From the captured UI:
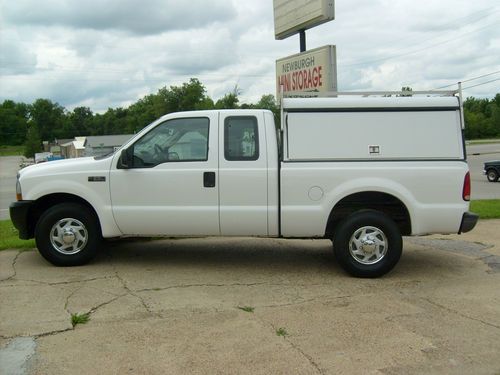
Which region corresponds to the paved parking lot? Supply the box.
[1,220,500,374]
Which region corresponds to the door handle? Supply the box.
[203,172,216,188]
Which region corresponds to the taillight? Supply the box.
[463,172,471,201]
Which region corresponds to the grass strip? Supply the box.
[466,139,500,145]
[0,145,24,156]
[0,220,35,250]
[470,199,500,219]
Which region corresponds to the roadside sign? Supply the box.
[274,0,335,40]
[276,45,337,98]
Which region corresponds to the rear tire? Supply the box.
[333,210,402,278]
[487,169,498,182]
[35,203,101,266]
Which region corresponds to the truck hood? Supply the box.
[19,156,113,179]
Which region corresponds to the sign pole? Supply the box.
[274,0,336,97]
[299,30,306,52]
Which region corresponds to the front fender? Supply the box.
[24,179,122,238]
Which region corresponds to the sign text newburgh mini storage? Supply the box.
[276,45,337,97]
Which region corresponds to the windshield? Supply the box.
[94,151,115,160]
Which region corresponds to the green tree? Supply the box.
[69,107,94,137]
[215,93,239,109]
[464,95,500,139]
[256,94,278,115]
[29,99,66,141]
[24,124,42,158]
[215,85,241,109]
[164,78,212,112]
[127,95,159,133]
[0,100,29,145]
[241,94,280,127]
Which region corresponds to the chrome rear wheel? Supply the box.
[333,210,402,278]
[349,226,388,265]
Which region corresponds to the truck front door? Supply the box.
[109,114,220,236]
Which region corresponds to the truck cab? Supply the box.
[110,109,279,237]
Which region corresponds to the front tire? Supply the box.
[35,203,101,266]
[333,210,402,278]
[487,169,498,182]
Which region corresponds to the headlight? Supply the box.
[16,173,22,201]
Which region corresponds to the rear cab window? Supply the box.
[224,116,259,161]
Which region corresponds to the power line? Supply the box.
[344,20,500,68]
[462,77,500,90]
[462,70,500,84]
[367,6,499,49]
[343,5,500,68]
[432,70,500,90]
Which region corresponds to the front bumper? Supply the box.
[458,211,479,234]
[9,201,34,239]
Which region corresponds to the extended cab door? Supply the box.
[218,112,269,236]
[109,113,219,236]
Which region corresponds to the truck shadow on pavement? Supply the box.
[82,236,499,278]
[98,237,339,271]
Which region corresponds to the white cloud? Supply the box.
[3,0,236,35]
[0,30,38,75]
[0,0,499,112]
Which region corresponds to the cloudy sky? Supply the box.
[1,0,499,112]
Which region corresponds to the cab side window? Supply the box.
[131,117,209,168]
[224,116,259,161]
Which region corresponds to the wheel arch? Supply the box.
[26,193,102,239]
[325,191,412,237]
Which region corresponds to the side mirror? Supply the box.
[118,148,133,169]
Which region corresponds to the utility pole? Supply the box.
[299,30,306,52]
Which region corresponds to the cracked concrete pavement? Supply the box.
[1,220,500,374]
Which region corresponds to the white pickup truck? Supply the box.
[10,94,478,277]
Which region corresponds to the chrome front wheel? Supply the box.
[36,203,101,266]
[50,218,88,255]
